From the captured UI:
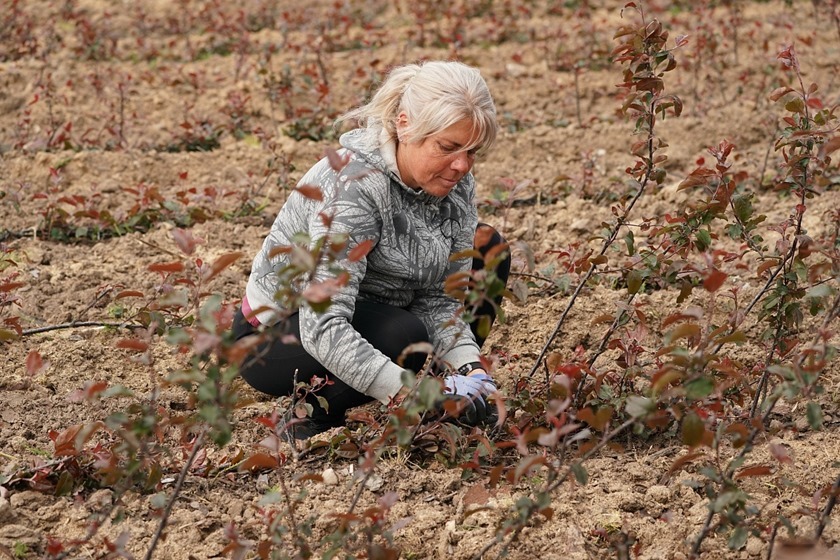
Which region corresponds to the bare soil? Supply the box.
[1,1,839,559]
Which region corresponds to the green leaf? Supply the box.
[150,492,168,510]
[732,194,754,223]
[624,231,636,256]
[728,526,749,550]
[625,396,653,419]
[418,377,443,410]
[315,395,330,415]
[681,411,705,447]
[685,377,714,400]
[806,402,823,430]
[55,471,74,496]
[571,463,589,485]
[626,269,645,295]
[695,229,712,251]
[476,314,491,339]
[784,97,805,114]
[0,328,19,341]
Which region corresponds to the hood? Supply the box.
[339,126,459,205]
[339,126,399,178]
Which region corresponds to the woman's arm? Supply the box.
[296,170,407,403]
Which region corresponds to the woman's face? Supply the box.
[395,115,478,198]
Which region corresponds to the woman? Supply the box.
[232,60,510,439]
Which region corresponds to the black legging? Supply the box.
[232,224,511,424]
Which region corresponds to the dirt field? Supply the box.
[1,0,839,558]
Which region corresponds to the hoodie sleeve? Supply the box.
[297,172,406,403]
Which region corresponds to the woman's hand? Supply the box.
[439,372,497,425]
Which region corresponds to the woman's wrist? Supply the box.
[457,361,487,377]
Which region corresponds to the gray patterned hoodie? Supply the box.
[244,126,481,403]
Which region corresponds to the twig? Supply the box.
[749,296,786,417]
[143,428,207,560]
[134,237,182,258]
[276,464,308,554]
[527,111,655,382]
[766,522,778,560]
[690,395,782,558]
[348,464,377,516]
[21,321,142,336]
[74,286,114,323]
[0,228,37,241]
[815,472,840,540]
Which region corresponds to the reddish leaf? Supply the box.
[302,274,349,306]
[202,252,244,282]
[295,184,323,200]
[668,451,704,475]
[148,261,184,274]
[52,422,103,456]
[667,323,700,343]
[238,453,279,472]
[83,380,108,400]
[116,338,149,352]
[172,228,202,256]
[590,313,614,325]
[510,455,547,484]
[474,224,495,249]
[735,465,773,479]
[347,239,374,262]
[651,368,681,395]
[725,422,750,447]
[114,290,145,299]
[757,260,778,277]
[0,281,25,293]
[492,392,507,428]
[488,464,505,488]
[26,350,47,376]
[334,441,359,459]
[254,415,278,430]
[703,269,728,292]
[324,147,350,171]
[769,442,794,465]
[769,86,795,101]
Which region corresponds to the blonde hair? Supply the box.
[340,60,498,156]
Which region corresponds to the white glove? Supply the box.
[440,373,497,425]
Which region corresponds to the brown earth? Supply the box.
[1,0,839,559]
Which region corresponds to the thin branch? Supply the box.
[21,321,143,336]
[815,471,840,540]
[766,522,778,560]
[527,88,659,381]
[143,429,207,560]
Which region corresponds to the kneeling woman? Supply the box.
[232,60,510,438]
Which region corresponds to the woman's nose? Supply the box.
[450,152,472,173]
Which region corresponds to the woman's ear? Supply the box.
[395,111,409,141]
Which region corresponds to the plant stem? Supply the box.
[144,428,207,560]
[528,98,656,382]
[21,321,141,336]
[815,472,840,540]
